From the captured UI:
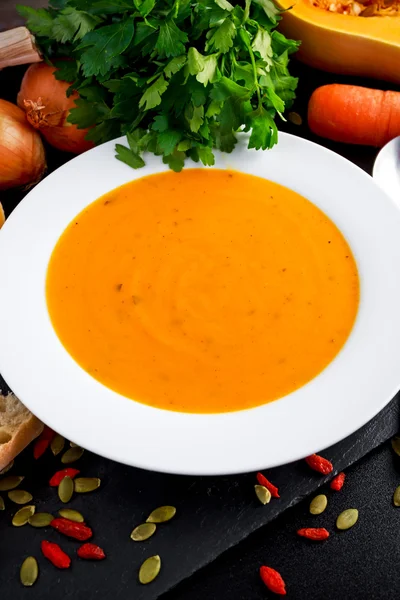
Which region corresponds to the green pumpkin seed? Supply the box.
[0,495,4,510]
[0,459,14,475]
[28,513,54,528]
[12,505,35,526]
[51,434,65,456]
[131,523,157,542]
[146,506,176,524]
[8,490,33,505]
[309,494,328,515]
[58,508,84,523]
[58,476,74,503]
[255,485,271,505]
[393,486,400,507]
[139,555,161,584]
[336,508,358,530]
[392,437,400,457]
[20,556,38,587]
[61,446,84,464]
[0,475,24,491]
[74,477,101,493]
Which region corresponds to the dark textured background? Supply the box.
[2,3,400,599]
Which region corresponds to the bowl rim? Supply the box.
[1,132,400,476]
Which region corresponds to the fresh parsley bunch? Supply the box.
[18,0,299,171]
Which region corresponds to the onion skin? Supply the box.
[0,99,46,191]
[17,63,94,154]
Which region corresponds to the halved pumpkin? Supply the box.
[277,0,400,84]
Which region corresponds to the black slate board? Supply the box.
[164,441,400,600]
[0,369,399,599]
[1,48,400,600]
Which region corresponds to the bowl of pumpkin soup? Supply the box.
[1,133,400,474]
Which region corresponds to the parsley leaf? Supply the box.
[187,48,219,86]
[79,19,135,77]
[247,106,278,150]
[214,0,234,11]
[19,0,298,171]
[157,130,182,155]
[116,144,146,169]
[16,5,54,37]
[155,20,188,58]
[139,75,169,111]
[252,0,280,22]
[251,27,273,67]
[206,18,236,54]
[52,8,101,43]
[53,59,78,82]
[164,55,187,78]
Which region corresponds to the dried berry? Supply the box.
[51,518,92,541]
[305,454,333,475]
[78,543,106,560]
[33,426,55,459]
[49,468,80,487]
[260,566,286,595]
[41,541,71,569]
[330,472,346,491]
[256,473,280,498]
[297,528,330,541]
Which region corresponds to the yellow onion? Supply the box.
[0,99,46,191]
[18,63,93,154]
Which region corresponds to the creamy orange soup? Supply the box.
[46,169,359,413]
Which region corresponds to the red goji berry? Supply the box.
[33,439,50,460]
[305,454,333,475]
[256,473,280,498]
[41,426,55,441]
[330,472,346,491]
[51,518,92,541]
[49,468,80,487]
[33,426,55,459]
[297,527,330,541]
[260,566,286,595]
[78,543,106,561]
[41,540,71,569]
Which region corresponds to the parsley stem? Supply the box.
[247,39,261,106]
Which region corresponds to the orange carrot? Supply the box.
[308,84,400,147]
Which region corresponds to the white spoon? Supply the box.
[372,136,400,208]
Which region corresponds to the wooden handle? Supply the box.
[0,27,42,70]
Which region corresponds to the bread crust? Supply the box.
[0,393,44,471]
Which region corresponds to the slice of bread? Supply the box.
[0,392,43,471]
